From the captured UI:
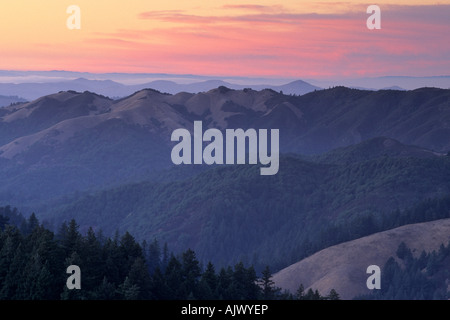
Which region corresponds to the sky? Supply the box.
[0,1,449,79]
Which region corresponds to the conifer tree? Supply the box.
[147,239,161,275]
[126,257,152,299]
[181,249,201,298]
[93,276,117,300]
[0,215,9,231]
[119,276,140,300]
[295,284,305,300]
[197,262,217,299]
[258,266,280,300]
[164,255,184,299]
[327,289,340,300]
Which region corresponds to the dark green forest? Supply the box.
[38,151,450,272]
[2,204,449,300]
[0,206,338,300]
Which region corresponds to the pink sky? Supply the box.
[0,1,449,79]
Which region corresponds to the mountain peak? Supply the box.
[70,77,120,85]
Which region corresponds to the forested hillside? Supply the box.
[39,139,450,271]
[0,209,338,300]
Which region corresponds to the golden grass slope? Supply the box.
[272,218,450,299]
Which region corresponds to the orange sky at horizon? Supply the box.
[0,1,449,79]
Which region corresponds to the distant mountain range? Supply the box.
[307,75,450,91]
[1,70,449,101]
[0,77,320,101]
[0,95,27,107]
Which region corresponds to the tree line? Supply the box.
[355,241,450,300]
[0,206,339,300]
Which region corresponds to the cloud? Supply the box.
[222,4,271,10]
[137,10,358,26]
[383,4,450,25]
[138,11,212,23]
[138,4,450,26]
[85,37,138,46]
[64,4,450,77]
[221,4,285,13]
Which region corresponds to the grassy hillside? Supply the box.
[272,218,450,300]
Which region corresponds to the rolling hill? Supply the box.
[272,218,450,300]
[0,86,449,211]
[0,86,449,277]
